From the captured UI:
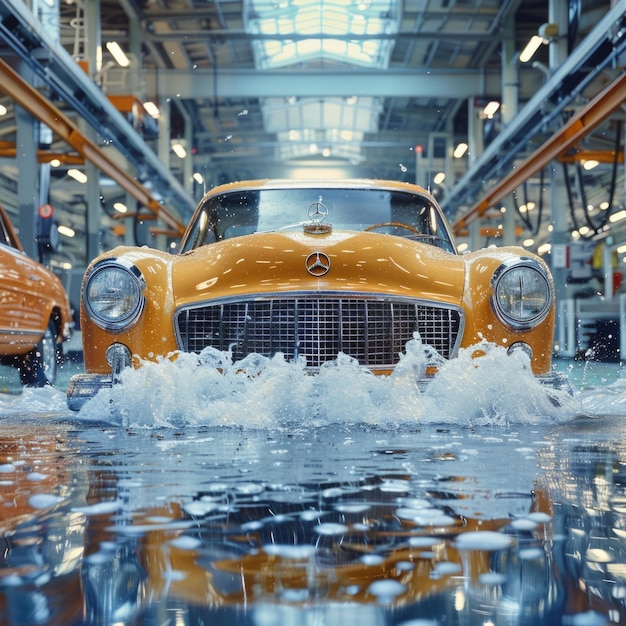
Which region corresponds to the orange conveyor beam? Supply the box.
[0,56,186,237]
[453,72,626,235]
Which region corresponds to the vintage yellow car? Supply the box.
[67,179,568,410]
[0,203,72,386]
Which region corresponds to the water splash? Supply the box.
[76,337,579,428]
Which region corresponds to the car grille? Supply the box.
[175,295,463,368]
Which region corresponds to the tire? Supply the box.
[18,320,63,387]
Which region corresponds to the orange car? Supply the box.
[67,179,569,409]
[0,203,72,386]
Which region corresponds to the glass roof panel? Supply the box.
[245,0,401,69]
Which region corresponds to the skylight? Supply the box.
[244,0,400,167]
[245,0,400,69]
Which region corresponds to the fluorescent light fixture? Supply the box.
[0,104,6,116]
[171,142,187,159]
[67,168,87,183]
[113,202,128,214]
[50,158,61,167]
[106,41,130,68]
[433,172,446,185]
[617,244,626,254]
[582,159,599,170]
[578,225,590,236]
[58,225,75,238]
[600,201,610,210]
[143,101,160,118]
[482,101,500,118]
[609,210,626,223]
[457,242,469,252]
[453,142,468,158]
[538,243,551,255]
[519,35,544,63]
[193,172,204,185]
[523,238,534,247]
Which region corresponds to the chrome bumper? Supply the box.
[66,373,113,411]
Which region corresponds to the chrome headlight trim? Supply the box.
[83,258,146,332]
[491,257,554,331]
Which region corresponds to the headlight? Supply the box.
[491,257,553,330]
[83,258,145,332]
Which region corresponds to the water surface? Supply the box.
[0,342,623,625]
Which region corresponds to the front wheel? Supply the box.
[19,320,63,387]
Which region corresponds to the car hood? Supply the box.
[172,231,466,306]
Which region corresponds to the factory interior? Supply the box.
[0,0,624,363]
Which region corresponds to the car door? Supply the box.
[0,207,47,353]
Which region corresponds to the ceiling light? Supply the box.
[609,210,626,223]
[538,243,551,255]
[113,202,128,214]
[193,172,204,185]
[171,142,187,159]
[433,172,446,185]
[523,238,534,247]
[519,35,545,63]
[143,101,160,118]
[578,225,590,235]
[453,142,468,158]
[58,225,75,238]
[457,242,468,252]
[600,201,610,210]
[105,41,130,68]
[617,244,626,254]
[582,159,599,170]
[50,158,61,167]
[67,168,87,183]
[482,101,500,118]
[0,104,6,116]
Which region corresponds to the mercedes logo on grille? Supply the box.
[305,252,331,277]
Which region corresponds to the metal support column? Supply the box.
[15,103,38,259]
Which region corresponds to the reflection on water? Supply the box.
[0,345,623,625]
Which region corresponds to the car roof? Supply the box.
[202,178,434,198]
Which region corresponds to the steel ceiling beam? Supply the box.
[145,68,501,100]
[0,56,186,236]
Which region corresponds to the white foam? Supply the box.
[74,338,581,428]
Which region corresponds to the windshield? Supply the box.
[179,187,456,253]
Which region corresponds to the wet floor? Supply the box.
[0,346,624,626]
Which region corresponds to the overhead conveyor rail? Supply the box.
[0,0,195,227]
[0,57,186,237]
[453,72,626,235]
[443,2,626,227]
